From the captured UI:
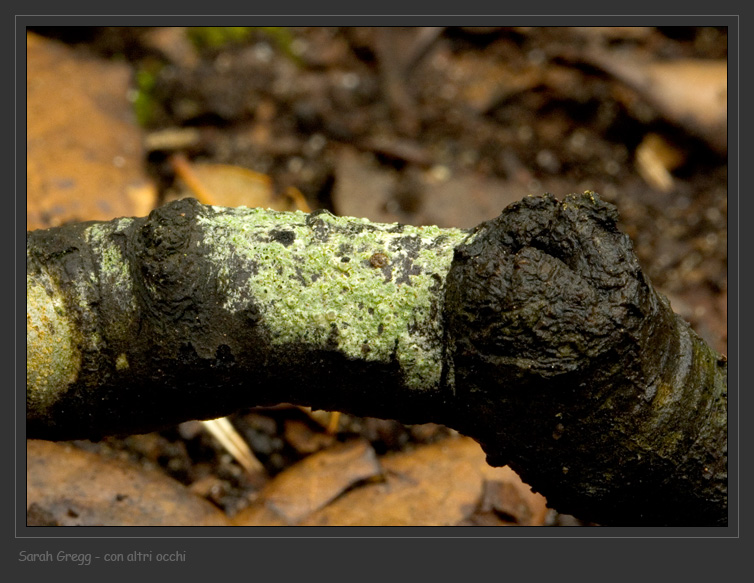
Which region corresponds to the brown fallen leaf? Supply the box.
[27,440,230,526]
[579,51,727,154]
[301,436,548,526]
[232,439,382,525]
[474,465,550,526]
[416,170,534,229]
[169,154,284,209]
[26,32,157,230]
[334,147,533,229]
[169,153,313,214]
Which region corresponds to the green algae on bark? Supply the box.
[25,194,727,526]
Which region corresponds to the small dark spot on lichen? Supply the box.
[341,256,350,263]
[270,229,295,246]
[370,252,389,268]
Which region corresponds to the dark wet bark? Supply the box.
[443,193,727,526]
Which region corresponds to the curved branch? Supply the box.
[26,193,727,526]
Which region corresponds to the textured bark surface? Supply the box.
[443,193,727,526]
[26,193,727,526]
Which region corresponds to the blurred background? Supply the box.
[26,26,727,526]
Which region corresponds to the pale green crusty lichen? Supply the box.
[85,218,137,313]
[27,272,81,417]
[197,207,468,390]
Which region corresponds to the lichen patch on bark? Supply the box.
[197,205,467,390]
[84,218,137,312]
[26,273,82,416]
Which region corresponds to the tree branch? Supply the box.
[26,193,727,526]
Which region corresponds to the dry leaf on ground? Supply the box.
[580,51,727,154]
[333,146,542,229]
[301,436,548,526]
[169,156,292,210]
[414,170,536,229]
[27,440,230,526]
[475,464,550,526]
[26,32,157,230]
[232,438,382,525]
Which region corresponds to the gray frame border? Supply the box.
[11,11,742,576]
